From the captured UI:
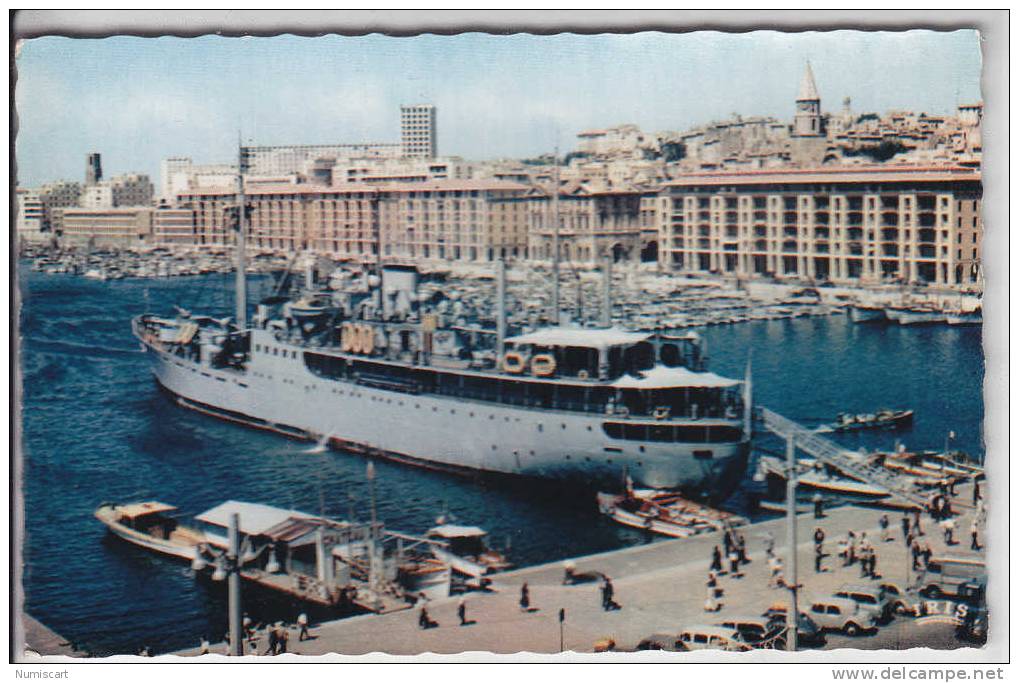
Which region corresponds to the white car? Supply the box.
[806,597,879,636]
[675,626,753,652]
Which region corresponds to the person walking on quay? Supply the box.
[971,518,982,551]
[711,545,723,573]
[942,517,957,545]
[458,596,468,626]
[737,533,749,564]
[912,509,924,537]
[813,492,824,519]
[814,542,827,573]
[723,529,734,558]
[973,480,982,506]
[880,514,891,542]
[911,538,923,571]
[762,530,776,558]
[814,527,825,549]
[728,548,743,578]
[520,582,531,612]
[264,624,279,656]
[768,555,784,588]
[601,576,619,610]
[846,531,857,566]
[901,514,912,547]
[297,613,310,642]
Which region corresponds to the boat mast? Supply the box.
[551,147,560,325]
[235,138,248,330]
[496,258,507,358]
[601,254,612,327]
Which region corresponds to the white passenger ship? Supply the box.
[133,161,751,499]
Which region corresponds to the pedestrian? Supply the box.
[814,543,825,573]
[901,514,911,546]
[922,540,933,568]
[837,535,849,564]
[813,492,824,519]
[970,519,981,550]
[869,548,879,579]
[277,626,288,654]
[814,527,825,547]
[942,518,956,545]
[768,555,783,588]
[199,636,210,655]
[458,596,468,626]
[602,576,618,610]
[911,539,922,571]
[704,584,721,612]
[520,582,531,612]
[737,533,749,564]
[711,545,723,573]
[879,514,891,542]
[763,531,776,558]
[847,531,857,566]
[912,509,924,536]
[264,624,279,655]
[723,529,734,557]
[297,612,310,642]
[418,605,432,629]
[973,480,982,505]
[859,545,871,578]
[729,548,743,578]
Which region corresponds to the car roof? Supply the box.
[812,597,859,609]
[719,616,771,626]
[837,585,883,594]
[680,625,742,638]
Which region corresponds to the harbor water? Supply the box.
[17,269,984,655]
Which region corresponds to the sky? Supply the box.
[14,30,982,188]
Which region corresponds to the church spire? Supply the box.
[798,61,820,101]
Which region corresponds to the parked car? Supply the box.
[635,633,683,652]
[834,584,897,624]
[878,582,924,616]
[717,616,788,649]
[921,555,986,599]
[675,626,753,652]
[760,605,827,647]
[806,597,879,636]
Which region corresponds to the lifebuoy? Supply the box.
[340,322,356,353]
[502,351,526,374]
[531,354,557,377]
[577,369,590,380]
[654,406,671,420]
[359,325,375,355]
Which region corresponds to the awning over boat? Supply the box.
[505,327,650,350]
[428,524,487,539]
[196,501,313,537]
[115,501,177,520]
[611,365,741,389]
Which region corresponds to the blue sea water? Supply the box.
[16,269,984,655]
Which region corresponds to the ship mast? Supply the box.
[235,139,248,331]
[551,147,561,325]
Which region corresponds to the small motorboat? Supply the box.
[596,487,748,538]
[425,524,512,578]
[95,501,208,560]
[849,305,888,324]
[831,409,913,432]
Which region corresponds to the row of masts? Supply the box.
[232,143,611,338]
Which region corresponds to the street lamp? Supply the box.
[210,512,244,656]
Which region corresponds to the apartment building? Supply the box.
[527,181,656,265]
[16,189,46,242]
[658,166,982,288]
[400,104,437,159]
[59,207,153,247]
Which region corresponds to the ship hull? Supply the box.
[140,329,750,499]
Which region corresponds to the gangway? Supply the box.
[758,407,929,509]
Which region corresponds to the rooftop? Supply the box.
[195,500,313,537]
[505,326,650,350]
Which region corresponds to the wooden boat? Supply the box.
[945,308,982,326]
[876,449,982,480]
[596,487,748,538]
[758,456,892,500]
[831,409,913,432]
[94,501,207,560]
[849,305,888,324]
[425,524,512,578]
